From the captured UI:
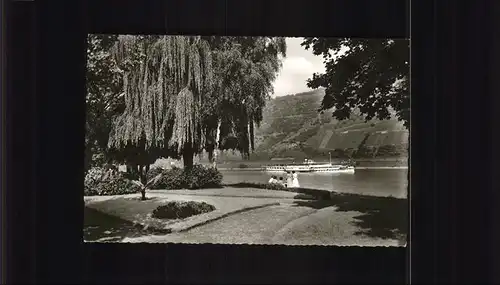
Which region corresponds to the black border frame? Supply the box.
[7,0,497,283]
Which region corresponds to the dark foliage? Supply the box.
[146,167,166,181]
[149,164,223,190]
[227,182,333,200]
[264,182,288,191]
[151,201,216,220]
[85,34,123,173]
[84,167,141,196]
[182,165,223,189]
[121,170,139,181]
[301,38,409,129]
[149,167,185,190]
[226,182,288,191]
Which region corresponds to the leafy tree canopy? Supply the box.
[301,38,409,128]
[85,34,124,170]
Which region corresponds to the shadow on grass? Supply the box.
[293,193,407,241]
[84,207,159,242]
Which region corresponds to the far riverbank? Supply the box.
[148,157,409,170]
[216,157,408,169]
[217,166,408,171]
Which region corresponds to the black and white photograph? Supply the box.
[84,35,409,246]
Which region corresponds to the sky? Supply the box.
[272,37,327,97]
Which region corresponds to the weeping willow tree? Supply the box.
[106,35,213,198]
[202,36,287,165]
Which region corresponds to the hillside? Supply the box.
[251,88,409,160]
[195,88,409,163]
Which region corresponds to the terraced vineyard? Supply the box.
[252,88,409,160]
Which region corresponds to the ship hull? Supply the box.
[311,166,356,174]
[263,165,355,174]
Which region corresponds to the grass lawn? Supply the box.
[84,192,285,236]
[85,197,179,234]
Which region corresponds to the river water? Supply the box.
[221,168,408,198]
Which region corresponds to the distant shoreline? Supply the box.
[218,166,408,171]
[148,157,409,170]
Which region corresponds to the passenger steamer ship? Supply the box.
[263,158,355,174]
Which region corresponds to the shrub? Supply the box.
[182,165,223,189]
[91,153,107,168]
[150,167,185,190]
[264,183,287,191]
[84,167,141,196]
[148,164,223,190]
[146,166,166,181]
[229,182,287,191]
[85,167,107,183]
[151,201,216,219]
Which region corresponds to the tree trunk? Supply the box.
[249,121,255,151]
[139,165,147,200]
[139,165,147,184]
[208,150,214,163]
[183,145,194,169]
[213,119,221,169]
